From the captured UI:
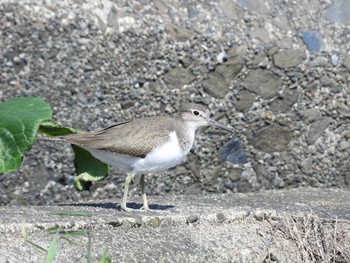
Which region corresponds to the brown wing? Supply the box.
[59,116,175,158]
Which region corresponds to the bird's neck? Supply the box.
[174,119,197,154]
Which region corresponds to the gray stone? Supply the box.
[203,58,244,99]
[269,88,299,113]
[215,57,244,79]
[175,29,198,42]
[243,69,282,99]
[309,56,329,67]
[187,214,200,224]
[303,108,322,123]
[236,180,252,193]
[250,27,270,43]
[299,158,313,174]
[334,102,350,117]
[149,79,163,94]
[163,67,196,88]
[248,124,293,153]
[202,72,230,99]
[216,212,226,223]
[227,167,243,182]
[307,118,332,145]
[273,49,306,68]
[251,52,269,65]
[320,76,338,88]
[235,89,256,112]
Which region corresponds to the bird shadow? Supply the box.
[57,202,174,211]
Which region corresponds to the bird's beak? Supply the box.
[208,118,234,133]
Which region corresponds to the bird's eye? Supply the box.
[192,110,200,116]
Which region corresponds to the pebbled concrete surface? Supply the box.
[0,188,349,262]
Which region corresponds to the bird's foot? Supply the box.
[120,204,169,213]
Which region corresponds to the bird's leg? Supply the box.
[140,174,150,211]
[120,173,133,212]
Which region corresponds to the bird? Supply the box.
[53,103,233,212]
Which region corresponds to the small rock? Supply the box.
[301,31,323,52]
[106,218,123,227]
[320,76,338,88]
[269,88,299,113]
[202,72,230,98]
[163,67,196,88]
[204,58,245,98]
[149,217,161,227]
[236,180,252,193]
[250,27,270,43]
[307,117,332,145]
[248,124,293,153]
[303,109,322,123]
[227,168,243,182]
[243,69,282,99]
[216,213,226,223]
[331,53,339,66]
[273,49,306,68]
[300,158,313,174]
[187,215,199,224]
[235,89,256,112]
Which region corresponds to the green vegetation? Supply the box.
[22,211,111,263]
[0,97,109,190]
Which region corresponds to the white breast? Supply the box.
[132,131,189,174]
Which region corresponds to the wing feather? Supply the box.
[59,116,175,158]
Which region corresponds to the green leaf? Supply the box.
[72,145,109,191]
[100,250,112,263]
[0,97,52,173]
[38,120,80,136]
[45,234,60,263]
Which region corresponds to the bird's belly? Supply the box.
[87,148,141,172]
[132,131,189,174]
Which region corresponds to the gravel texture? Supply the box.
[1,0,349,206]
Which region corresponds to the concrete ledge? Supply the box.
[1,188,349,262]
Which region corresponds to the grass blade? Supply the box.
[54,211,91,217]
[48,230,88,236]
[45,234,60,263]
[21,224,47,253]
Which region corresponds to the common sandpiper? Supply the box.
[55,103,233,212]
